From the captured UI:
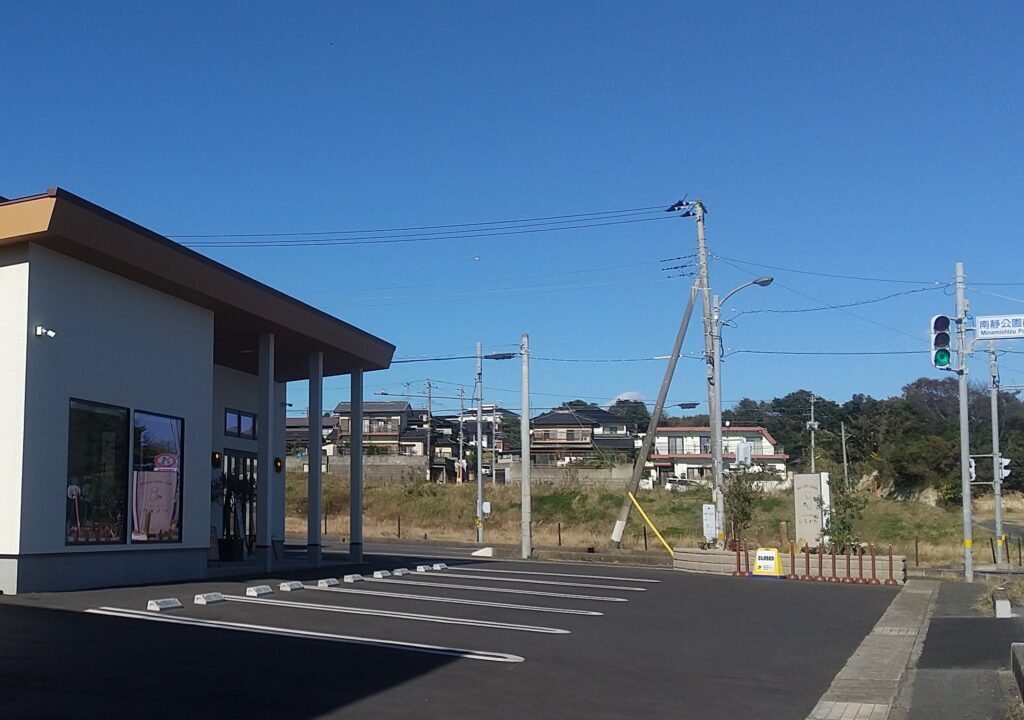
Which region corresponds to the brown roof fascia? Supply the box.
[5,189,395,378]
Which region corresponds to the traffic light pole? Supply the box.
[990,341,1005,565]
[955,261,974,582]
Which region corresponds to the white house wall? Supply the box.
[16,244,214,591]
[0,246,29,590]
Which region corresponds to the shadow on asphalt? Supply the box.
[0,602,459,719]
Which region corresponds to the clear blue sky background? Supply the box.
[4,2,1023,419]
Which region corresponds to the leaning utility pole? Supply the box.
[611,280,700,548]
[425,380,433,483]
[990,341,1005,565]
[955,262,974,582]
[520,333,532,559]
[476,342,485,543]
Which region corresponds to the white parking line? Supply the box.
[85,607,524,663]
[454,567,663,583]
[409,571,646,592]
[369,577,628,602]
[220,594,569,634]
[304,585,604,615]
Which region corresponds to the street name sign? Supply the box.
[977,315,1024,340]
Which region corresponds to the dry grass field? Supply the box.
[285,471,1009,565]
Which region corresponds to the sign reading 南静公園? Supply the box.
[977,315,1024,340]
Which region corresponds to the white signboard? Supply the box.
[977,315,1024,340]
[702,503,717,540]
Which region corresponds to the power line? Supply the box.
[730,285,947,317]
[714,255,927,343]
[181,215,674,249]
[713,254,944,285]
[169,204,667,239]
[725,349,924,357]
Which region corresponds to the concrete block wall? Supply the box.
[673,547,907,584]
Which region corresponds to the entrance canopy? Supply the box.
[0,188,395,380]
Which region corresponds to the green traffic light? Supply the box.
[934,348,951,367]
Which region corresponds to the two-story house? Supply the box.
[530,406,635,466]
[333,401,412,455]
[649,425,788,484]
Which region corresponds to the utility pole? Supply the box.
[955,261,973,582]
[424,380,432,483]
[458,386,465,484]
[990,341,1005,565]
[476,342,484,543]
[841,422,850,490]
[693,202,720,522]
[808,394,818,474]
[611,280,700,547]
[712,293,725,544]
[520,333,531,559]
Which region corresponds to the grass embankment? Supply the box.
[285,471,999,565]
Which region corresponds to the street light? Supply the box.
[475,345,517,543]
[711,276,773,546]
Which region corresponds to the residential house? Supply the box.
[530,406,636,466]
[649,425,788,484]
[285,416,339,452]
[333,401,411,455]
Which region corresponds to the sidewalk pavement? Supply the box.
[806,578,1024,720]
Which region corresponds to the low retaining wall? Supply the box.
[673,547,907,585]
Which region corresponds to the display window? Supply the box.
[66,399,130,545]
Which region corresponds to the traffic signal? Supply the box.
[969,458,976,482]
[1000,458,1012,480]
[931,315,953,369]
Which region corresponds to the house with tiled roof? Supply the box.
[530,406,636,466]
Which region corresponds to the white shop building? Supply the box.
[0,188,393,594]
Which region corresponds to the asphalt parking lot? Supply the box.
[0,554,897,720]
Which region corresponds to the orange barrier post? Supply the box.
[867,544,881,585]
[732,545,744,577]
[788,542,799,580]
[885,544,898,586]
[856,546,866,584]
[842,547,854,583]
[828,547,840,582]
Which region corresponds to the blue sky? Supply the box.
[4,2,1024,418]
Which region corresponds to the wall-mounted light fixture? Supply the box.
[211,451,223,469]
[274,457,284,472]
[34,325,56,338]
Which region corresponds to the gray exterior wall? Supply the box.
[9,245,215,592]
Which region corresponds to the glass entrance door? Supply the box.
[223,451,258,556]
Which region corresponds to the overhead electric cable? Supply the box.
[169,204,667,238]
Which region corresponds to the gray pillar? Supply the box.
[307,351,323,567]
[349,368,364,564]
[257,332,275,572]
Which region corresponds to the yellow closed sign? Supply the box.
[752,547,785,578]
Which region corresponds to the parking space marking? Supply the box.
[368,577,629,602]
[410,571,646,592]
[85,607,525,663]
[455,567,663,583]
[220,594,569,634]
[304,585,604,615]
